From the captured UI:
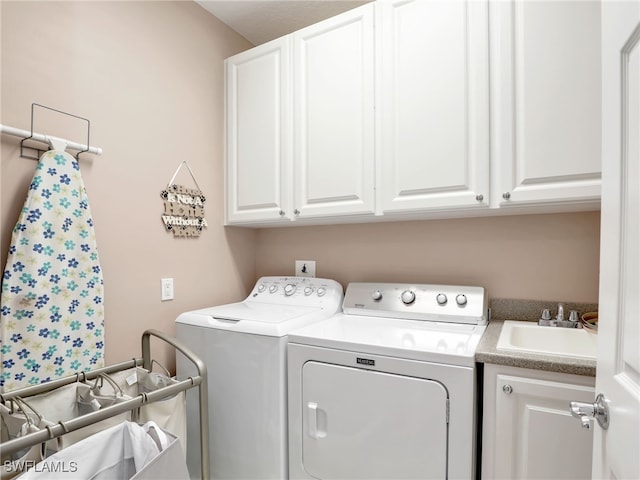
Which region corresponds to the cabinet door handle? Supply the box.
[294,209,300,216]
[279,210,285,216]
[502,384,513,395]
[476,194,484,202]
[502,192,511,200]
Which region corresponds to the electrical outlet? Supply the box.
[161,278,174,301]
[295,260,316,278]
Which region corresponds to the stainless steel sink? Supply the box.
[496,321,597,359]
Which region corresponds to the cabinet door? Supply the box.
[490,0,601,206]
[225,37,291,225]
[377,0,490,213]
[495,374,595,479]
[293,4,375,219]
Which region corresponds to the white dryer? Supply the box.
[176,276,343,480]
[287,282,488,480]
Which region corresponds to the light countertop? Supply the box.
[476,320,597,377]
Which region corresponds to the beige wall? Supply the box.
[1,1,602,374]
[0,1,256,370]
[256,211,601,304]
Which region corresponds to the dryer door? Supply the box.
[302,361,448,479]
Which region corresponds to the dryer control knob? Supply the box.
[456,294,467,306]
[436,293,448,305]
[401,290,416,305]
[372,290,383,301]
[304,286,314,296]
[269,285,278,293]
[284,284,296,296]
[257,284,266,293]
[317,287,327,297]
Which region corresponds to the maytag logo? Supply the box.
[357,357,375,366]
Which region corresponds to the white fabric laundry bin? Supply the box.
[100,367,187,452]
[17,421,188,480]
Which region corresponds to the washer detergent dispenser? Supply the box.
[287,282,489,480]
[176,276,343,480]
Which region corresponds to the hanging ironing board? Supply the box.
[1,141,104,392]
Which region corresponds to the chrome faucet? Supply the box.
[538,304,580,328]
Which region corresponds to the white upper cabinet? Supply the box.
[225,5,375,226]
[377,0,490,214]
[293,4,375,219]
[224,0,603,227]
[225,37,291,225]
[490,0,602,207]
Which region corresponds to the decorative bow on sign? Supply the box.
[160,162,208,237]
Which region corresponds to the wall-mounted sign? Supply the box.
[161,162,208,237]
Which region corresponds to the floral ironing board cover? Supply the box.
[1,150,105,392]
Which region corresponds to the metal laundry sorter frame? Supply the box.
[0,329,209,479]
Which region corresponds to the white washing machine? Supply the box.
[287,282,488,480]
[176,276,343,480]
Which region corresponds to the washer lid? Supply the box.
[287,313,487,367]
[176,302,326,337]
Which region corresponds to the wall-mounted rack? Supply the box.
[0,104,103,160]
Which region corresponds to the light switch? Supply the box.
[161,278,174,301]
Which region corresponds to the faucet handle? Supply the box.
[569,310,579,322]
[557,303,565,321]
[538,309,555,326]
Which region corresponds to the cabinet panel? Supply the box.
[225,38,291,224]
[494,372,594,479]
[293,4,375,218]
[378,0,490,213]
[491,0,601,206]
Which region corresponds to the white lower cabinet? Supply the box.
[482,364,595,479]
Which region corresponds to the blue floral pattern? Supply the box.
[0,150,104,392]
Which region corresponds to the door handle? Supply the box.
[308,402,319,438]
[307,402,327,439]
[570,393,609,430]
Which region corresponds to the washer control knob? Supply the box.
[269,285,278,293]
[456,294,467,306]
[257,284,266,293]
[317,287,326,297]
[372,290,383,301]
[436,293,448,305]
[304,286,314,296]
[284,284,296,296]
[401,290,416,305]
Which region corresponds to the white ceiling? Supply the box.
[195,0,371,46]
